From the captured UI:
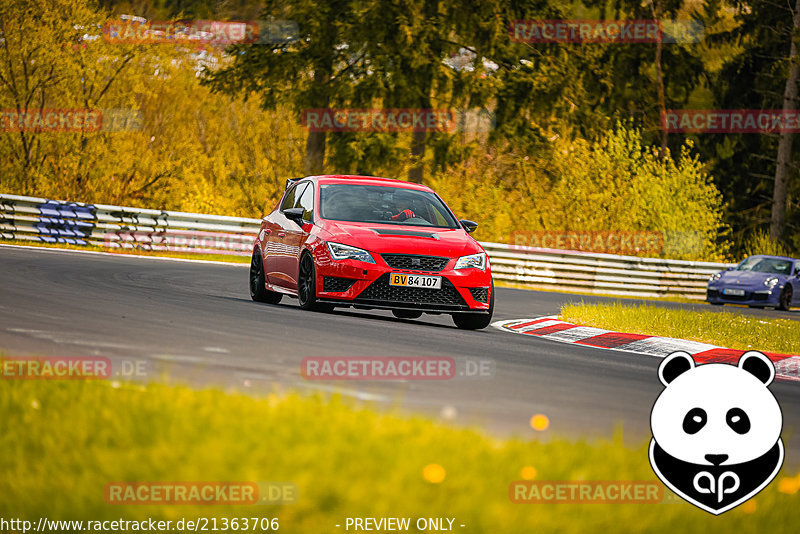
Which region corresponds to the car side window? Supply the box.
[295,182,314,222]
[280,182,306,212]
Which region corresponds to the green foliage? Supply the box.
[3,378,800,531]
[0,0,304,216]
[561,300,800,354]
[431,125,728,260]
[0,0,768,260]
[695,0,800,254]
[742,229,792,258]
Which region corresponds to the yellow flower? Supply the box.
[423,464,446,484]
[530,414,550,431]
[520,466,537,480]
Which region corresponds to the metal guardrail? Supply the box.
[0,193,258,256]
[485,243,732,300]
[1,193,731,299]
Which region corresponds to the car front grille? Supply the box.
[468,287,489,303]
[354,273,468,310]
[381,254,449,272]
[322,276,357,292]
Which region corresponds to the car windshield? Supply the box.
[735,256,793,275]
[319,184,460,228]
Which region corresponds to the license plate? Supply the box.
[723,288,745,296]
[389,273,442,289]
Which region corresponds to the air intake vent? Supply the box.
[468,287,489,303]
[370,229,438,239]
[322,276,357,292]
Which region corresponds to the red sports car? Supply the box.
[249,175,494,329]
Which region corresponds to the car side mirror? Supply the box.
[460,219,478,233]
[284,207,305,225]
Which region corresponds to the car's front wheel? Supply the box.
[250,248,282,304]
[298,252,333,312]
[452,280,494,330]
[778,285,793,311]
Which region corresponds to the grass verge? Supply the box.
[2,379,799,532]
[494,280,697,303]
[560,302,800,355]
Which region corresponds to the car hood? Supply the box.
[717,270,785,285]
[319,221,482,257]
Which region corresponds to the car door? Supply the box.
[264,182,304,287]
[279,181,316,290]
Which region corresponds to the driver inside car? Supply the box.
[390,194,417,222]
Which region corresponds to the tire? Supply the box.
[778,285,793,311]
[250,248,282,304]
[709,302,723,306]
[452,279,494,330]
[392,309,423,319]
[298,252,333,312]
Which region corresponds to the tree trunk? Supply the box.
[407,65,431,183]
[303,52,333,176]
[771,0,800,242]
[408,129,426,183]
[652,0,667,160]
[406,0,440,184]
[304,130,326,175]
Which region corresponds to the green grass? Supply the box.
[561,302,800,355]
[0,238,249,263]
[494,280,696,304]
[2,379,799,532]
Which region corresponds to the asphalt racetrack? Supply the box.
[1,245,798,464]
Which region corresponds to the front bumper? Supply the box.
[706,286,780,306]
[313,249,492,313]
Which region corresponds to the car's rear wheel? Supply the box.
[778,285,793,311]
[392,309,423,319]
[452,279,494,330]
[250,248,282,304]
[298,252,333,312]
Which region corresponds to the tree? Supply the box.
[771,0,800,242]
[203,0,368,175]
[701,0,800,251]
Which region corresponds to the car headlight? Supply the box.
[764,276,779,289]
[454,252,487,270]
[709,272,722,282]
[326,242,375,264]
